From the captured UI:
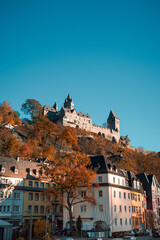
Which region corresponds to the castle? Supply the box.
[43,94,120,143]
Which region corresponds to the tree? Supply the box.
[21,99,42,122]
[42,150,97,234]
[33,219,51,239]
[0,101,21,125]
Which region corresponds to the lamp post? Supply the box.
[24,208,33,240]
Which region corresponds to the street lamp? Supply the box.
[23,209,33,240]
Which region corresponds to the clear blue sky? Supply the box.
[0,0,160,151]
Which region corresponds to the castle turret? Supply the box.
[64,94,74,110]
[53,101,58,112]
[107,110,120,132]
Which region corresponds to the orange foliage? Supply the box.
[20,143,31,158]
[0,101,21,126]
[33,219,50,238]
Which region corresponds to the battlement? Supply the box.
[43,95,120,143]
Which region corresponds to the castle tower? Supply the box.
[53,101,58,112]
[64,94,74,110]
[107,110,120,132]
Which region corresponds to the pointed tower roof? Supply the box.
[108,110,119,119]
[53,101,58,111]
[67,93,72,101]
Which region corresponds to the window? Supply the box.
[124,206,127,212]
[115,218,117,226]
[46,183,49,188]
[80,205,86,212]
[7,206,10,212]
[15,169,18,174]
[98,176,102,183]
[114,205,117,212]
[124,192,126,199]
[120,218,122,226]
[129,206,131,212]
[119,191,121,198]
[99,190,103,197]
[120,205,122,212]
[35,193,39,201]
[99,205,103,212]
[128,193,130,199]
[113,177,115,183]
[34,205,38,213]
[28,205,32,213]
[137,182,140,189]
[3,206,6,212]
[14,192,20,199]
[46,208,50,214]
[125,218,127,225]
[118,178,120,184]
[122,179,124,185]
[29,181,33,187]
[114,191,116,198]
[133,180,136,188]
[138,195,140,201]
[40,182,44,188]
[40,206,44,213]
[135,194,137,201]
[46,195,50,201]
[81,191,86,198]
[29,193,33,200]
[129,218,132,225]
[41,195,44,201]
[35,182,38,188]
[0,206,2,212]
[139,207,141,213]
[13,205,19,212]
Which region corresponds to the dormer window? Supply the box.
[1,167,5,173]
[10,166,18,174]
[26,168,31,175]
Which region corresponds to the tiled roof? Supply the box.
[0,157,40,178]
[43,105,56,112]
[76,112,91,119]
[89,155,124,176]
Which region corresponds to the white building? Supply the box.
[63,155,132,234]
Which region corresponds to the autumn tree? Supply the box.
[33,219,51,239]
[42,150,96,234]
[0,101,21,125]
[21,99,42,122]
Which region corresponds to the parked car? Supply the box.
[153,230,160,237]
[123,236,136,240]
[127,230,135,236]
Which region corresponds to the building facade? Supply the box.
[136,173,160,229]
[43,94,120,143]
[0,157,62,232]
[63,155,133,235]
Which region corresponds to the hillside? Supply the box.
[0,100,160,182]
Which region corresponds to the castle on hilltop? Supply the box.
[43,94,120,142]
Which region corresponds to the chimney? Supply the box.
[16,156,20,162]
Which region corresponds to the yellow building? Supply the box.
[127,171,145,230]
[23,176,53,223]
[131,190,145,229]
